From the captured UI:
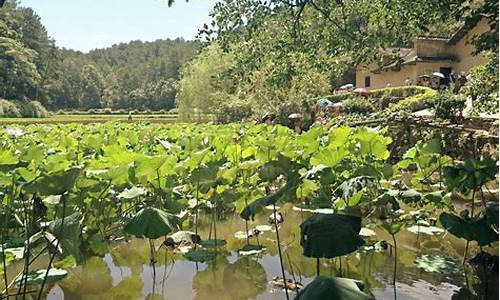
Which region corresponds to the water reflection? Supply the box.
[46,203,496,300]
[192,256,267,299]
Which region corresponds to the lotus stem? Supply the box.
[272,203,289,300]
[1,232,8,300]
[463,241,470,265]
[37,193,67,300]
[392,233,397,293]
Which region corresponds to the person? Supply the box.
[454,72,467,93]
[405,77,412,86]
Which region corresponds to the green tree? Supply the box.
[0,35,40,100]
[79,64,104,109]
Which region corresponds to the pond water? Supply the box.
[44,204,497,300]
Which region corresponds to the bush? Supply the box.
[379,95,401,109]
[87,108,98,114]
[383,87,437,115]
[434,91,465,122]
[0,99,22,117]
[462,52,499,116]
[21,101,49,118]
[102,108,113,114]
[342,97,375,115]
[214,101,254,124]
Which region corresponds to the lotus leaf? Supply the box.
[124,207,180,239]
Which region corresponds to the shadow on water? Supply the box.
[45,204,497,300]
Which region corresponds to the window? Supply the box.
[364,76,371,87]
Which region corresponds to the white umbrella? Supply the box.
[340,84,354,90]
[432,72,445,78]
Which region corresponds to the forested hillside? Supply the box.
[0,1,199,113]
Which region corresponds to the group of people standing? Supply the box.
[408,71,469,93]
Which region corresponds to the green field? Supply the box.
[0,113,179,124]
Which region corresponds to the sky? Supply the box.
[19,0,217,52]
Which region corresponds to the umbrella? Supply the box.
[340,83,354,90]
[317,98,333,107]
[353,87,370,95]
[432,72,446,78]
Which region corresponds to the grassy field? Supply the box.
[0,113,179,125]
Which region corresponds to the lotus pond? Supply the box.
[0,122,497,300]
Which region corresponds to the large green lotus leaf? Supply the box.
[124,207,180,239]
[295,276,374,300]
[24,167,82,195]
[414,254,460,273]
[134,154,176,179]
[439,212,498,246]
[14,268,67,285]
[300,214,364,259]
[48,213,83,257]
[0,148,19,166]
[184,249,216,262]
[420,138,443,154]
[258,155,292,182]
[443,157,497,193]
[191,162,221,192]
[310,147,346,167]
[328,126,352,148]
[240,175,301,221]
[354,128,391,160]
[296,179,320,199]
[297,126,322,154]
[238,244,266,256]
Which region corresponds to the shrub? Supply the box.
[21,101,49,118]
[214,101,254,124]
[87,108,98,114]
[433,91,465,122]
[102,108,113,114]
[379,95,401,109]
[0,99,22,117]
[343,97,375,115]
[383,87,437,115]
[462,52,499,116]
